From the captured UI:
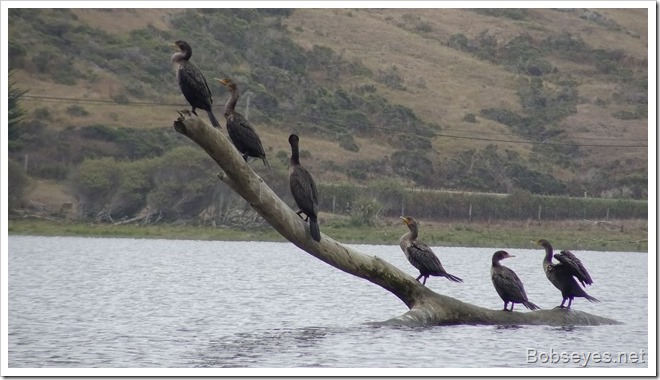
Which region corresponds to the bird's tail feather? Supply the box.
[444,272,463,283]
[584,294,600,303]
[523,301,541,310]
[309,216,321,242]
[207,110,221,129]
[262,156,270,169]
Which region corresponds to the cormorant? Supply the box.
[288,134,321,242]
[399,216,463,285]
[536,239,599,309]
[214,78,269,168]
[171,40,221,129]
[491,250,540,311]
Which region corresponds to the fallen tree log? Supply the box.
[173,111,620,326]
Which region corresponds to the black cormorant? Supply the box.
[536,239,599,309]
[288,134,320,242]
[399,216,463,285]
[171,40,221,129]
[491,250,540,311]
[214,78,269,168]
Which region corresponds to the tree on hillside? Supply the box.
[8,159,30,211]
[173,110,620,327]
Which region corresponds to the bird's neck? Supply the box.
[492,259,502,267]
[171,51,190,64]
[405,226,418,241]
[543,245,554,263]
[290,143,300,166]
[224,88,239,118]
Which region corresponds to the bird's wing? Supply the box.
[232,113,256,132]
[290,166,318,215]
[227,114,265,155]
[554,250,594,286]
[240,118,266,154]
[492,266,529,302]
[203,76,213,104]
[178,62,212,106]
[408,240,444,273]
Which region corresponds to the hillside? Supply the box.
[7,8,649,221]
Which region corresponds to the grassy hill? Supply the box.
[7,8,649,220]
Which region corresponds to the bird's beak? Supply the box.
[400,216,409,225]
[214,78,228,86]
[508,254,516,258]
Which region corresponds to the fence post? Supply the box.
[468,203,472,222]
[538,204,542,220]
[332,194,336,214]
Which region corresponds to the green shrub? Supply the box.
[376,65,405,90]
[338,134,360,152]
[391,150,435,186]
[462,113,478,123]
[612,110,640,120]
[448,33,469,50]
[349,197,381,226]
[472,8,528,20]
[8,159,30,210]
[66,105,89,117]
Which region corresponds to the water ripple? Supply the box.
[8,236,648,368]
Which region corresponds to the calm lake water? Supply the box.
[7,236,648,370]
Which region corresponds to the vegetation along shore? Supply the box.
[8,216,647,253]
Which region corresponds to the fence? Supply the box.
[317,183,647,221]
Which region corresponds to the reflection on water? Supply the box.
[193,327,330,368]
[8,236,648,368]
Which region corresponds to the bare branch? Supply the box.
[173,111,620,326]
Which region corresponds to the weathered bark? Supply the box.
[173,111,620,326]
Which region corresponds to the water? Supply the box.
[8,236,648,369]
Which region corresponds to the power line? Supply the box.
[441,126,647,142]
[299,115,648,148]
[23,94,182,107]
[21,93,648,148]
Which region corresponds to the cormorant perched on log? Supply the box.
[536,239,599,309]
[491,250,540,312]
[288,134,320,242]
[399,216,463,285]
[215,78,269,168]
[171,40,221,129]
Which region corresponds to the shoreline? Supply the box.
[7,217,649,252]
